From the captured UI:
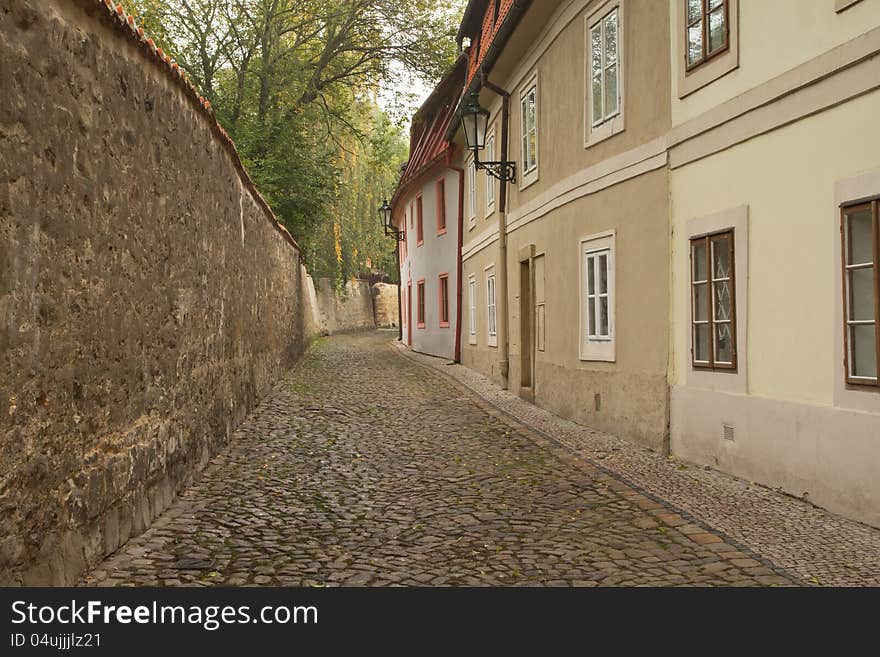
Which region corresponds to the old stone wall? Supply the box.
[372,283,399,329]
[315,278,377,334]
[0,0,320,584]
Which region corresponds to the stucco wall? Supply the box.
[0,0,320,584]
[400,166,461,361]
[670,0,878,124]
[670,88,880,528]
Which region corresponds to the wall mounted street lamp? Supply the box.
[460,92,516,184]
[379,199,405,242]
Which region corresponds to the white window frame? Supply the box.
[485,130,496,215]
[468,275,477,345]
[579,230,615,362]
[486,266,498,347]
[585,0,625,148]
[467,156,477,225]
[519,73,539,190]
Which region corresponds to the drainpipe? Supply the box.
[481,73,511,389]
[395,235,402,341]
[448,152,465,363]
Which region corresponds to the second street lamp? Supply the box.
[459,91,516,184]
[379,198,404,342]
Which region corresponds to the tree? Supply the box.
[125,0,465,287]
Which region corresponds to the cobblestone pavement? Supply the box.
[84,332,805,587]
[401,344,880,587]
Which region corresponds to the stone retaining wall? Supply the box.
[0,0,320,584]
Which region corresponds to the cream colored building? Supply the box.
[668,0,880,527]
[457,0,672,451]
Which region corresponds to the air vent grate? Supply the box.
[723,424,735,441]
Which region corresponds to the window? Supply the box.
[439,273,450,328]
[486,133,496,211]
[436,179,446,234]
[690,229,736,369]
[467,159,476,222]
[417,279,426,328]
[685,0,729,71]
[520,84,537,175]
[409,201,413,228]
[487,271,497,347]
[580,232,615,361]
[468,277,477,344]
[416,195,424,245]
[841,201,879,386]
[589,7,620,128]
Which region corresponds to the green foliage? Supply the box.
[124,0,466,288]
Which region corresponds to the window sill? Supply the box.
[439,321,450,328]
[519,167,539,192]
[436,227,447,236]
[487,336,498,348]
[468,336,477,345]
[468,220,476,231]
[585,116,624,149]
[416,240,424,247]
[485,204,495,219]
[417,322,426,329]
[579,352,615,363]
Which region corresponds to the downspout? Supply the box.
[448,151,465,363]
[395,235,402,341]
[481,73,511,388]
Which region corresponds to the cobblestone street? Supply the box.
[82,332,872,587]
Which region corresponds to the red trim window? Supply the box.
[409,201,414,229]
[438,273,450,327]
[417,279,426,328]
[436,179,447,235]
[416,195,424,246]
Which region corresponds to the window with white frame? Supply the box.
[486,133,496,211]
[520,85,537,175]
[468,277,477,344]
[589,7,620,128]
[486,270,498,347]
[467,159,476,222]
[580,232,615,361]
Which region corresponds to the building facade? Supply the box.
[457,0,672,451]
[667,0,880,527]
[403,0,880,527]
[393,60,466,360]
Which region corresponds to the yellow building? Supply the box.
[668,0,880,527]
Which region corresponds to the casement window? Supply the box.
[467,159,476,222]
[468,277,477,344]
[589,7,620,128]
[486,133,496,211]
[436,179,446,234]
[580,232,615,361]
[417,279,426,328]
[520,85,538,175]
[416,195,424,246]
[487,271,498,347]
[438,273,450,328]
[686,0,729,71]
[690,229,736,370]
[409,201,414,228]
[841,201,880,386]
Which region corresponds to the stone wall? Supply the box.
[315,278,378,334]
[372,283,400,329]
[0,0,320,584]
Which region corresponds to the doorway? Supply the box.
[519,245,536,402]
